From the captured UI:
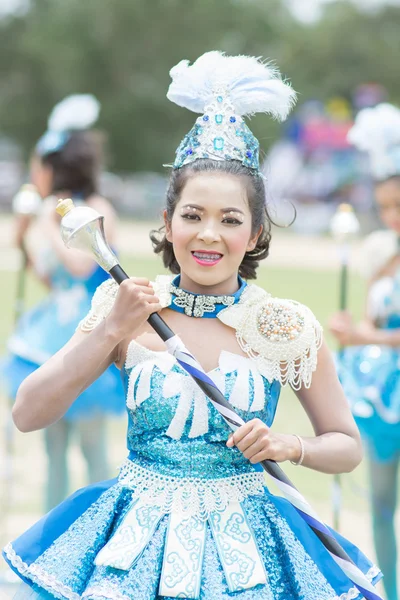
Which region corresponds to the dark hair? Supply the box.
[39,130,104,199]
[150,159,271,279]
[375,174,400,188]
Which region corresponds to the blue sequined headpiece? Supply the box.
[174,91,260,171]
[167,52,297,174]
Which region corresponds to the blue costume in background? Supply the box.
[2,277,381,600]
[336,263,400,462]
[4,253,124,421]
[2,227,126,511]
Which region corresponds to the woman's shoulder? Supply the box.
[77,274,169,333]
[78,278,119,331]
[218,283,323,389]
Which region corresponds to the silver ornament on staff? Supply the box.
[329,203,360,532]
[56,198,381,600]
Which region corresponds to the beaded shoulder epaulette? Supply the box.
[79,275,323,390]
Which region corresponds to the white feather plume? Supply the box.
[348,103,400,153]
[167,51,296,121]
[48,94,100,132]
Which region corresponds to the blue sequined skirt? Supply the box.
[336,345,400,462]
[2,470,381,600]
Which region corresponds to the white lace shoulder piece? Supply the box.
[78,278,119,332]
[152,274,174,307]
[218,285,323,390]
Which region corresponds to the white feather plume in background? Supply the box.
[167,51,296,121]
[347,103,400,179]
[48,94,100,132]
[348,103,400,153]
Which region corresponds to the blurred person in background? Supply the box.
[2,52,381,600]
[263,98,369,234]
[3,94,125,512]
[330,103,400,600]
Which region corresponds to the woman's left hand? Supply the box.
[226,418,301,464]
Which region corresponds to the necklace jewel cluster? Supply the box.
[169,283,235,318]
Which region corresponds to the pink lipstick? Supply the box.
[191,251,223,266]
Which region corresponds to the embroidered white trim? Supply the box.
[3,543,80,600]
[118,458,265,520]
[78,279,119,332]
[3,532,381,600]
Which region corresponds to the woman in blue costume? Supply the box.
[4,94,125,511]
[3,53,381,600]
[330,103,400,600]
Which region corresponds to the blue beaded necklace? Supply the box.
[168,275,247,318]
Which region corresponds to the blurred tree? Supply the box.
[0,0,291,171]
[0,0,399,172]
[280,1,400,104]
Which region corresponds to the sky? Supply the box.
[285,0,400,22]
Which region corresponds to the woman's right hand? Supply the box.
[106,277,162,341]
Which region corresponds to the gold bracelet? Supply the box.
[290,434,305,466]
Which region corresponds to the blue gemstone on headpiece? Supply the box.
[246,151,252,158]
[197,126,203,134]
[186,148,193,155]
[236,129,243,137]
[213,137,224,151]
[217,96,223,103]
[203,115,209,122]
[230,116,236,123]
[215,114,223,125]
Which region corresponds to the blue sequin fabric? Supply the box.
[336,268,400,461]
[3,341,381,599]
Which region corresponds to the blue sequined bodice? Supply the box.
[122,341,280,480]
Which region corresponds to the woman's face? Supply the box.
[375,178,400,233]
[30,155,53,199]
[165,172,261,294]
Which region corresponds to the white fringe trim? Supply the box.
[118,458,265,520]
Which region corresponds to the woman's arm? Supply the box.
[330,311,400,347]
[13,323,120,433]
[227,341,362,474]
[13,278,162,432]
